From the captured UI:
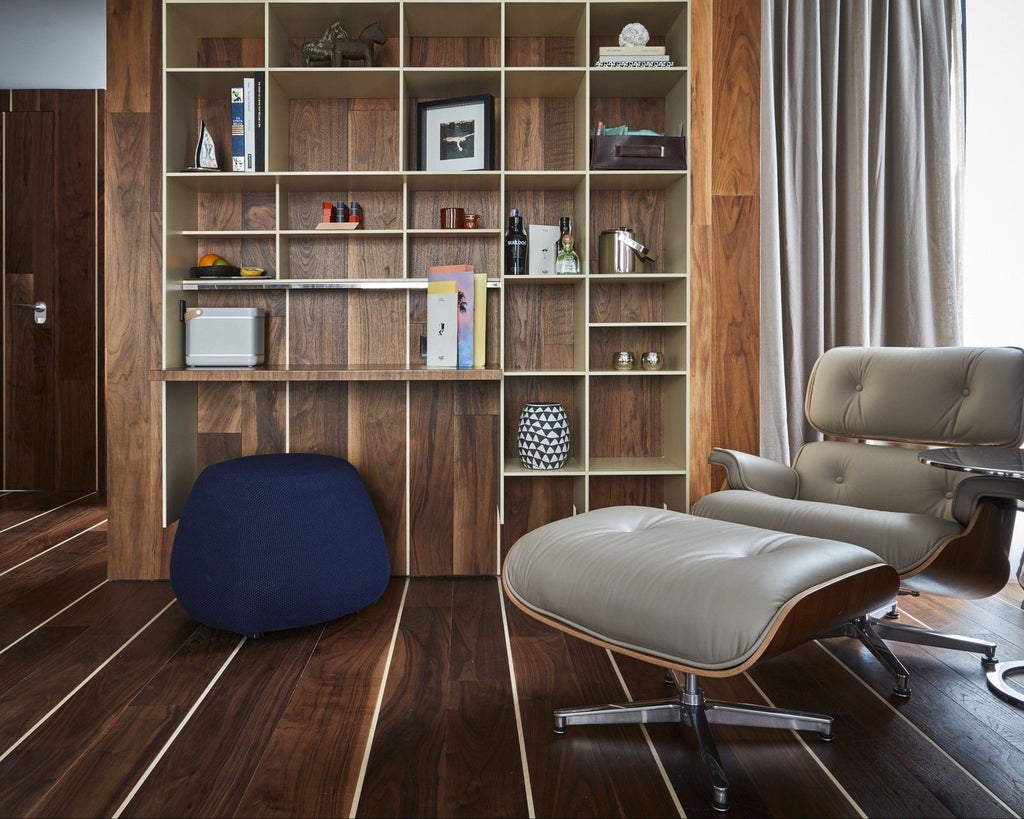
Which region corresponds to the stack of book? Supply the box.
[230,72,266,172]
[425,265,488,369]
[594,45,674,68]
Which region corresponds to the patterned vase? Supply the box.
[517,402,570,470]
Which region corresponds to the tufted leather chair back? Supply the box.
[792,346,1024,520]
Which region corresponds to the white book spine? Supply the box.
[243,76,255,173]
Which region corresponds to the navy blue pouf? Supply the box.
[170,453,391,636]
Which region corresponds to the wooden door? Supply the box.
[1,92,104,494]
[3,111,56,490]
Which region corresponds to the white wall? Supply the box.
[0,0,105,89]
[963,0,1024,346]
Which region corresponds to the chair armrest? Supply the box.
[708,448,799,499]
[951,476,1024,525]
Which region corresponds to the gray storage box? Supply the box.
[185,307,265,367]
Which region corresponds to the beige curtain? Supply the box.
[760,0,965,462]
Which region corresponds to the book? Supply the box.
[473,272,487,368]
[252,71,265,172]
[243,76,255,172]
[599,45,667,56]
[598,54,672,62]
[426,279,458,368]
[427,264,476,369]
[230,86,245,172]
[313,222,361,230]
[594,58,676,68]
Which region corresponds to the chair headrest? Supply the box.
[805,346,1024,446]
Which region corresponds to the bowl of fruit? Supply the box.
[190,253,242,278]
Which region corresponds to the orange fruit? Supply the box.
[198,252,221,267]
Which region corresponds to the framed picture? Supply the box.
[417,94,494,172]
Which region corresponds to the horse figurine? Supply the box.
[333,22,388,67]
[302,21,347,66]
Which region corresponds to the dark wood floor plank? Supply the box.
[0,581,175,743]
[357,578,452,818]
[818,630,1024,813]
[25,614,243,818]
[0,498,105,557]
[234,581,406,819]
[0,491,94,521]
[358,578,531,818]
[0,585,183,814]
[440,579,528,818]
[752,639,1016,818]
[0,546,108,647]
[902,588,1024,658]
[613,653,859,818]
[119,625,323,818]
[0,494,102,553]
[504,598,686,818]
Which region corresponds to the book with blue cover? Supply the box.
[230,86,245,171]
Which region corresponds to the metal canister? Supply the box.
[598,227,656,274]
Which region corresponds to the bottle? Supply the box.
[504,208,528,275]
[556,216,571,257]
[555,233,580,274]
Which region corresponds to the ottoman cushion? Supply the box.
[503,505,894,671]
[170,453,390,635]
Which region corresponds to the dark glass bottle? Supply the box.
[556,215,571,257]
[504,208,528,275]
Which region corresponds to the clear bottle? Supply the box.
[555,233,581,274]
[504,208,528,275]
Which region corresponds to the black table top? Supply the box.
[919,446,1024,479]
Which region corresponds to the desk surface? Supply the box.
[919,446,1024,479]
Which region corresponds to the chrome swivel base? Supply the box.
[552,670,833,813]
[835,614,998,699]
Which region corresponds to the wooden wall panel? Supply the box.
[106,0,164,578]
[348,382,409,576]
[688,0,761,504]
[409,383,457,575]
[710,0,761,194]
[408,383,499,576]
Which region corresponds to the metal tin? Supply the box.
[598,227,656,274]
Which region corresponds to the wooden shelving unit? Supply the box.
[160,0,690,575]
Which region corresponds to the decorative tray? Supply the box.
[189,266,270,279]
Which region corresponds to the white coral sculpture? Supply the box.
[619,22,650,47]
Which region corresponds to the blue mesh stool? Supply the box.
[170,453,391,637]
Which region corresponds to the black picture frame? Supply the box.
[416,94,494,172]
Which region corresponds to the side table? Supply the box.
[919,446,1024,707]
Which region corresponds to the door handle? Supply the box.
[15,301,47,325]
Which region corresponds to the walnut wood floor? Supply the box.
[2,492,1024,818]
